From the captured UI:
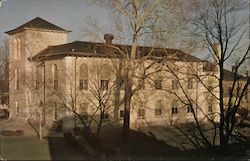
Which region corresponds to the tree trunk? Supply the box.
[123,78,132,140]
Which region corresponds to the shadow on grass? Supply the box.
[45,116,250,160]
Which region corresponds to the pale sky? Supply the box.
[0,0,249,68]
[0,0,114,43]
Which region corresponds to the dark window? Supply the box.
[100,80,109,90]
[16,80,20,90]
[172,108,178,114]
[54,80,58,90]
[208,104,212,112]
[120,110,124,119]
[171,100,178,114]
[138,109,145,119]
[155,108,162,116]
[228,87,232,97]
[187,106,192,113]
[104,113,109,120]
[155,79,162,89]
[245,91,248,100]
[172,80,178,90]
[79,80,88,90]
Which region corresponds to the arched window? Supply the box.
[35,67,40,89]
[53,102,57,121]
[14,68,19,90]
[79,63,88,90]
[100,64,110,90]
[17,37,21,59]
[13,38,17,59]
[52,64,58,90]
[15,101,19,116]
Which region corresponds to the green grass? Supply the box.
[0,136,51,160]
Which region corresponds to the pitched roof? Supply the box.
[29,41,203,62]
[5,17,70,35]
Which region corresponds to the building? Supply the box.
[5,17,249,129]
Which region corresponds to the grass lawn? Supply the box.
[0,136,51,160]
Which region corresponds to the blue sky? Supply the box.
[0,0,114,42]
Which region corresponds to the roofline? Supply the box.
[5,27,71,35]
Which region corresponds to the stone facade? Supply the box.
[6,18,249,128]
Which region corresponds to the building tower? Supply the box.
[5,17,69,119]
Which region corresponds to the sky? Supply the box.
[0,0,114,43]
[0,0,249,69]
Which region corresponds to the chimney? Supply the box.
[232,65,237,73]
[104,34,114,44]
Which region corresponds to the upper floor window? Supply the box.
[79,63,88,90]
[187,78,193,89]
[172,80,179,90]
[14,68,19,90]
[154,79,162,90]
[52,64,58,90]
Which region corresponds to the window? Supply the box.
[53,102,57,121]
[155,108,162,116]
[172,108,178,114]
[52,64,58,90]
[120,110,124,119]
[187,78,193,89]
[104,113,109,120]
[138,109,145,119]
[155,100,163,116]
[208,104,212,112]
[187,106,192,113]
[171,100,178,114]
[79,80,88,90]
[245,91,248,100]
[100,80,109,90]
[35,67,40,90]
[79,64,88,90]
[172,80,178,90]
[13,38,17,59]
[155,79,162,90]
[14,68,19,90]
[227,87,232,97]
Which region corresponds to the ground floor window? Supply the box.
[120,110,124,119]
[53,103,57,121]
[15,101,19,116]
[172,107,178,114]
[138,109,145,119]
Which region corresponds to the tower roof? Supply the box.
[5,17,70,35]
